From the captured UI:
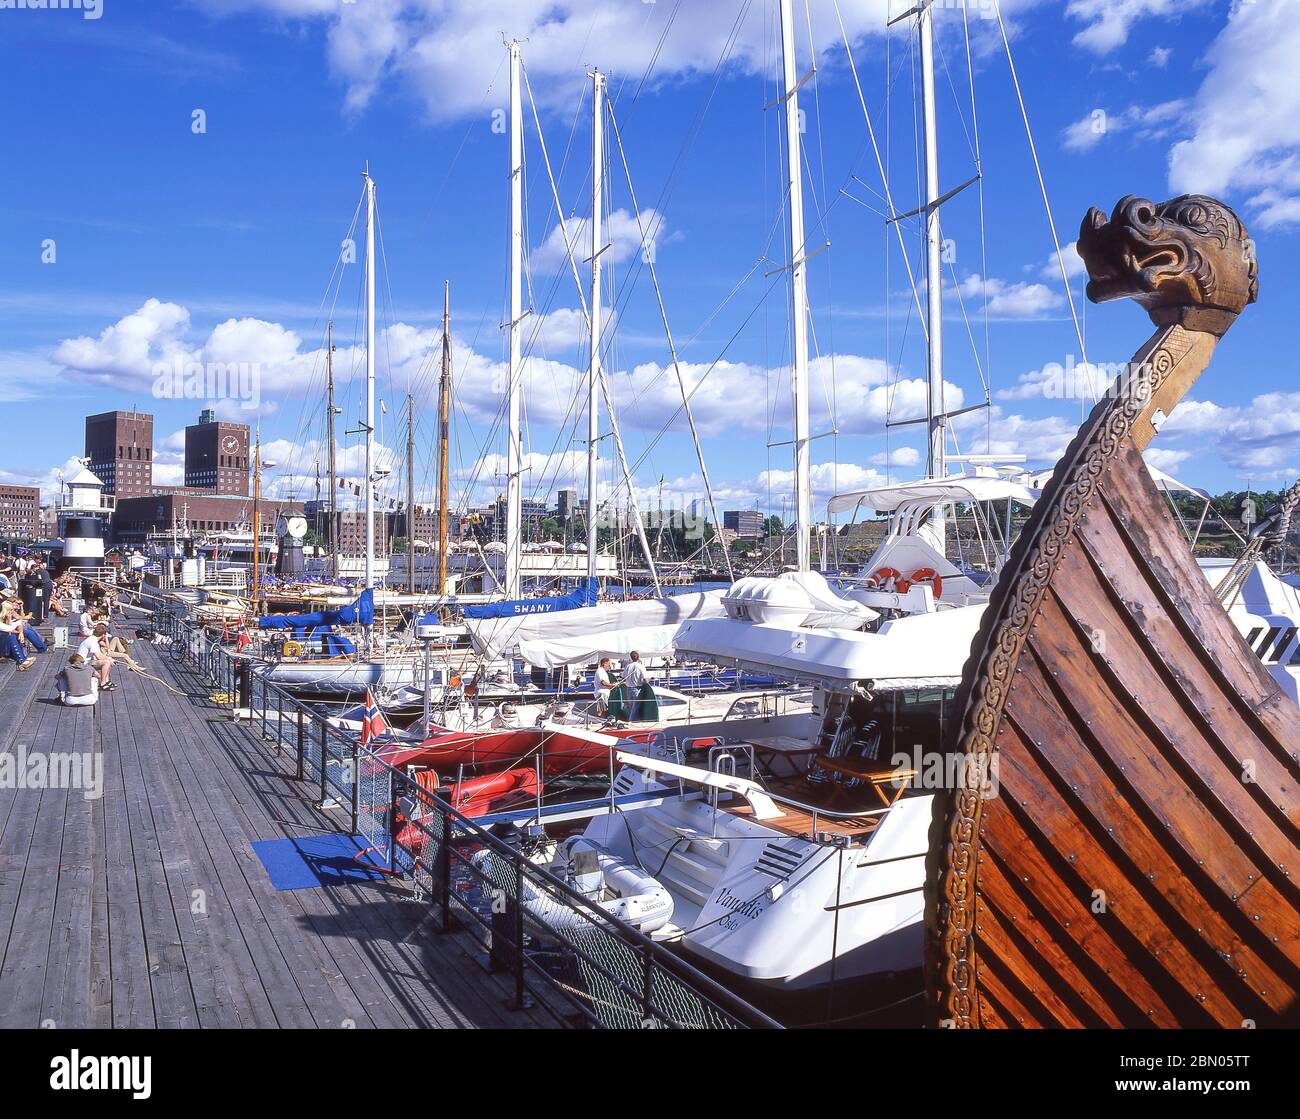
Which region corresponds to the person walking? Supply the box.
[34,561,54,625]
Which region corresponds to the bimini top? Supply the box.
[827,471,1039,516]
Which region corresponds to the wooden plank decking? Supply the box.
[0,629,552,1029]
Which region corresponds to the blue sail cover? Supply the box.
[459,577,597,621]
[257,588,374,633]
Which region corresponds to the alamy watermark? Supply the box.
[152,356,261,410]
[890,744,1000,797]
[0,0,103,19]
[0,745,103,801]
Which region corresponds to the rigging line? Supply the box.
[803,0,841,497]
[518,66,659,587]
[932,14,977,162]
[832,0,928,345]
[420,52,507,232]
[944,255,990,402]
[623,272,784,487]
[622,0,753,259]
[608,0,682,123]
[285,192,365,476]
[991,0,1094,399]
[584,3,759,407]
[606,104,737,579]
[960,0,993,445]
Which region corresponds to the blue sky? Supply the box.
[1,0,1297,522]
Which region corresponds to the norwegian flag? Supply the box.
[359,689,388,747]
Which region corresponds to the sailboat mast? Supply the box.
[779,0,811,573]
[251,426,261,609]
[326,319,338,579]
[919,1,948,551]
[406,391,415,592]
[437,281,451,596]
[363,167,377,591]
[505,41,524,599]
[587,69,605,584]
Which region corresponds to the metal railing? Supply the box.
[153,607,780,1030]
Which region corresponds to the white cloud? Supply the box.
[1038,241,1086,282]
[755,462,891,506]
[1149,45,1172,68]
[955,274,1062,319]
[0,457,88,506]
[1066,0,1211,54]
[996,359,1110,402]
[54,298,193,386]
[953,407,1081,467]
[1062,99,1188,154]
[1143,447,1191,474]
[1156,390,1300,477]
[531,208,665,274]
[209,0,1041,123]
[870,445,921,468]
[1168,0,1300,229]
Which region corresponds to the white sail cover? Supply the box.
[466,591,727,664]
[517,623,682,668]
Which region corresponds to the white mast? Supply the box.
[586,69,605,583]
[363,166,377,590]
[919,1,947,554]
[505,40,524,599]
[779,0,811,573]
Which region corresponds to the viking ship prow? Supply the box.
[926,193,1300,1028]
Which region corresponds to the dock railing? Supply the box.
[152,607,780,1030]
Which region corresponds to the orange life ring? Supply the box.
[870,566,911,593]
[910,567,942,599]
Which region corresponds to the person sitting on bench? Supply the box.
[56,653,99,707]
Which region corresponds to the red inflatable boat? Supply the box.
[379,722,656,778]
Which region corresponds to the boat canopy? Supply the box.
[257,587,374,630]
[673,605,984,690]
[827,472,1039,516]
[466,590,726,663]
[460,577,597,620]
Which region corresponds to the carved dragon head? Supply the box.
[1077,194,1258,334]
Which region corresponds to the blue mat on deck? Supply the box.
[251,834,390,890]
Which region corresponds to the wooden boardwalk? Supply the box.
[0,630,552,1029]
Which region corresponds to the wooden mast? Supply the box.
[406,391,416,592]
[437,281,451,596]
[250,426,261,611]
[925,194,1299,1028]
[326,320,339,580]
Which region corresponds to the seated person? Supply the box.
[1,599,47,654]
[0,615,32,670]
[77,624,117,691]
[56,653,98,706]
